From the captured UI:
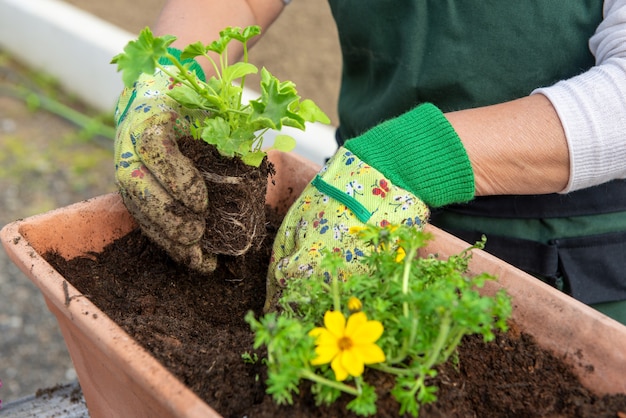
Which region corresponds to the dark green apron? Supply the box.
[328,0,626,323]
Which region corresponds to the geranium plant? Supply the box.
[247,224,512,417]
[109,26,331,261]
[111,26,329,167]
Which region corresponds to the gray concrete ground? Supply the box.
[0,55,116,405]
[1,0,340,407]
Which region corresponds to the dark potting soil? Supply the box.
[177,135,272,257]
[44,214,626,418]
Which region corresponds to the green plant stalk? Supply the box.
[158,56,217,108]
[401,246,418,317]
[238,38,250,105]
[370,363,416,377]
[422,312,452,372]
[386,315,420,365]
[250,127,271,152]
[440,326,466,363]
[387,244,419,364]
[156,50,260,139]
[399,314,454,408]
[411,373,428,404]
[377,318,455,381]
[331,271,341,313]
[300,369,359,397]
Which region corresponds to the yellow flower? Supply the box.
[348,226,366,235]
[309,310,385,381]
[347,296,362,312]
[395,246,406,262]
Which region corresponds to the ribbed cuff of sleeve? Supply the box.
[344,103,475,207]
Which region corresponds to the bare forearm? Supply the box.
[446,94,570,197]
[154,0,284,74]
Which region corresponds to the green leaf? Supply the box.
[167,84,220,110]
[270,134,296,153]
[199,117,232,152]
[219,26,261,43]
[298,99,331,124]
[346,383,377,416]
[241,25,262,41]
[241,150,266,167]
[111,27,176,87]
[250,68,304,130]
[311,381,342,407]
[222,62,258,84]
[206,38,229,55]
[220,26,245,42]
[181,41,207,60]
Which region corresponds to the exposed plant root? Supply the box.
[202,171,244,185]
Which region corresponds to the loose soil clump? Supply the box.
[178,136,273,258]
[45,215,626,418]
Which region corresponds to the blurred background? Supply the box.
[0,0,340,405]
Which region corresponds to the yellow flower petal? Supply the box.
[324,310,346,338]
[348,226,365,235]
[311,343,339,365]
[395,246,406,262]
[308,327,324,338]
[358,343,386,364]
[331,354,349,381]
[341,348,365,377]
[345,311,368,336]
[351,320,384,344]
[309,327,336,346]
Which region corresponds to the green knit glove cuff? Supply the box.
[158,47,206,82]
[344,103,474,207]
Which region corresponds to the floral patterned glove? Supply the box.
[266,103,475,309]
[114,50,217,272]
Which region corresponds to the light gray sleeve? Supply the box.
[532,0,626,193]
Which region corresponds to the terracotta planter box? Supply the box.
[2,150,626,417]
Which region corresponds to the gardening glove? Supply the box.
[265,103,475,309]
[114,49,217,273]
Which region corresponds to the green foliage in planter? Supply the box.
[247,224,512,416]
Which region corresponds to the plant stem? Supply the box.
[300,369,359,396]
[202,52,221,81]
[401,246,418,318]
[370,363,415,376]
[159,53,214,100]
[239,40,249,97]
[422,312,451,371]
[440,327,465,363]
[331,270,341,313]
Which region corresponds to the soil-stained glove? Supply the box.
[114,50,217,273]
[266,103,475,309]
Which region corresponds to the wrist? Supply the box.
[344,103,475,207]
